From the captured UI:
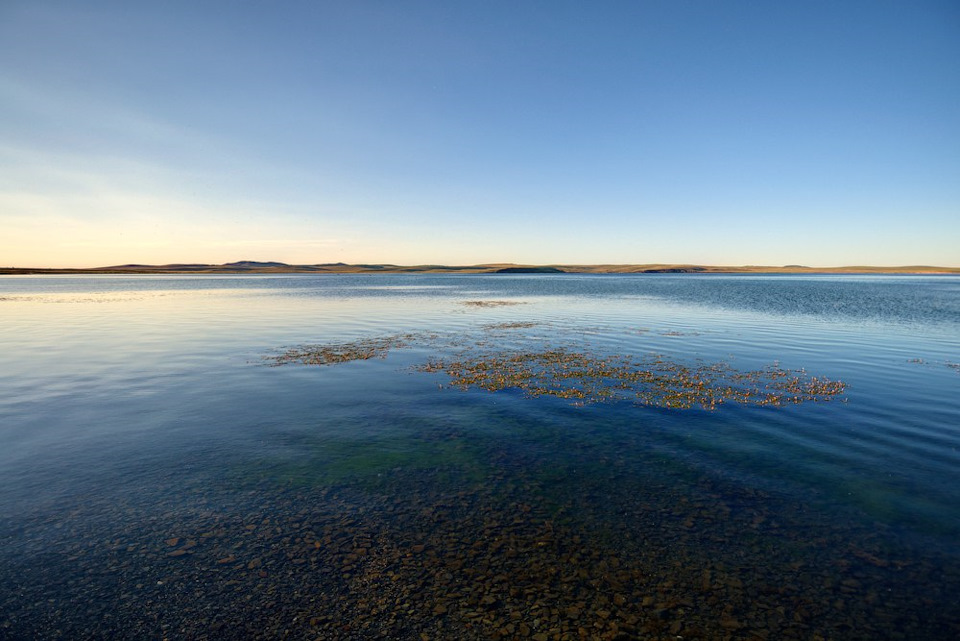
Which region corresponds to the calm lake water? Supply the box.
[1,273,958,639]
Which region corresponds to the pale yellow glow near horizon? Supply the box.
[4,185,958,269]
[0,191,351,268]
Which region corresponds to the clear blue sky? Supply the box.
[2,0,958,267]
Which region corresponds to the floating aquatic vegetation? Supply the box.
[418,349,846,409]
[268,329,846,409]
[266,334,420,366]
[461,300,525,307]
[483,321,539,330]
[0,292,177,304]
[908,358,960,375]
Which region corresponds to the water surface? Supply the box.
[1,274,958,639]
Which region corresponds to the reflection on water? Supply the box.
[1,274,958,639]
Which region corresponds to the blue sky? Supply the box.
[2,0,958,267]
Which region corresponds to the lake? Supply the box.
[1,273,958,639]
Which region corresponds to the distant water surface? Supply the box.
[1,274,958,639]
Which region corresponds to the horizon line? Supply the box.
[2,260,959,275]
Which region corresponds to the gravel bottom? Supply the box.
[2,451,959,641]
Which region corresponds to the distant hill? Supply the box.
[223,261,290,268]
[1,262,957,275]
[495,266,566,274]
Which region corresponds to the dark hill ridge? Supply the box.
[637,267,707,273]
[495,266,566,274]
[224,261,290,268]
[1,262,958,275]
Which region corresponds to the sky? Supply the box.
[1,0,958,268]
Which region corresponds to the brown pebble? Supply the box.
[720,618,742,630]
[165,537,180,547]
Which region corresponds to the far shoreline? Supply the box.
[1,261,958,276]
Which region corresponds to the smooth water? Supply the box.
[1,274,958,639]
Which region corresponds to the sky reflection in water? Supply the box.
[1,274,958,639]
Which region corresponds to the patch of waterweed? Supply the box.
[267,331,847,409]
[907,358,960,375]
[265,334,425,366]
[461,300,526,307]
[483,321,539,330]
[418,349,846,409]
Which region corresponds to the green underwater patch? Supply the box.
[239,430,490,489]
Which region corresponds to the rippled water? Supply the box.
[1,274,958,639]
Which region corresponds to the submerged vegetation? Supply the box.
[244,429,489,488]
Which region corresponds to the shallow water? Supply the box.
[1,274,958,639]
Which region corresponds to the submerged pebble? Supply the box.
[3,460,956,640]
